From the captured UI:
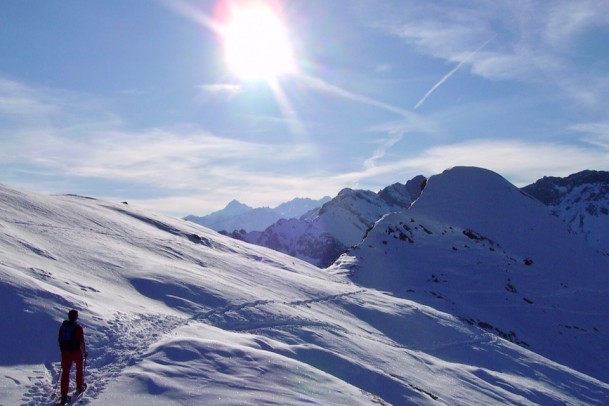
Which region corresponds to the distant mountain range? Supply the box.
[2,167,608,404]
[185,196,331,233]
[226,176,427,267]
[214,169,609,268]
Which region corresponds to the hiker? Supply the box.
[58,309,87,403]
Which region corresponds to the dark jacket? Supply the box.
[58,320,85,353]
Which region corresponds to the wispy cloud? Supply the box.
[2,122,328,215]
[390,139,607,186]
[160,0,222,33]
[318,137,609,193]
[363,132,403,170]
[3,0,607,218]
[79,134,609,217]
[132,171,346,217]
[0,77,61,122]
[199,83,242,96]
[20,129,315,186]
[3,74,605,216]
[0,75,122,131]
[571,122,609,150]
[543,2,606,48]
[0,76,323,213]
[375,64,392,73]
[297,73,446,150]
[372,1,609,105]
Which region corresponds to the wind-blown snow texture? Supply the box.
[1,167,609,405]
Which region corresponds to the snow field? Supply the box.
[2,175,609,405]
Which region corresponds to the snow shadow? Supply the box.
[130,277,228,313]
[289,345,430,405]
[0,283,67,365]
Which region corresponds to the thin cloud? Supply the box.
[543,2,605,48]
[571,122,609,150]
[0,77,61,121]
[84,139,607,216]
[134,171,344,217]
[0,76,122,131]
[375,1,609,105]
[160,0,222,34]
[12,126,318,192]
[199,83,242,95]
[322,138,609,192]
[297,73,444,169]
[363,132,404,170]
[402,139,608,186]
[375,64,392,73]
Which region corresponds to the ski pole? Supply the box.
[55,363,62,398]
[56,364,62,391]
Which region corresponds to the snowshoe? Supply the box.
[57,395,70,405]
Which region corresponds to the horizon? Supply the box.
[1,1,608,217]
[4,165,604,218]
[3,165,609,404]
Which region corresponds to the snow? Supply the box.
[1,173,609,405]
[522,169,609,255]
[235,183,419,267]
[185,197,331,233]
[96,324,379,406]
[551,182,609,254]
[334,166,609,385]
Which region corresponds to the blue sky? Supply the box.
[1,0,608,216]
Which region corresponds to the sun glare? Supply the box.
[218,0,297,81]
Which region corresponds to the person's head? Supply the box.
[68,309,79,322]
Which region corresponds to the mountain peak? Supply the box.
[273,196,332,218]
[224,199,252,212]
[378,175,427,208]
[413,166,530,224]
[523,169,609,254]
[335,166,609,383]
[522,169,609,205]
[186,196,330,233]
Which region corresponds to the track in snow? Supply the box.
[22,312,185,405]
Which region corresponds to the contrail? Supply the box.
[300,74,414,118]
[414,34,496,109]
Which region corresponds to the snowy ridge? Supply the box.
[1,179,609,405]
[230,177,426,267]
[334,167,609,384]
[523,170,609,255]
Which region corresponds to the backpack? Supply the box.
[59,320,80,352]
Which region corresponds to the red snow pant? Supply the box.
[60,350,84,395]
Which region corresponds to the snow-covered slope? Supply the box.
[3,181,609,405]
[333,167,609,384]
[522,170,609,255]
[185,197,331,233]
[231,176,426,267]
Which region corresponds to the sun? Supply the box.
[218,0,297,81]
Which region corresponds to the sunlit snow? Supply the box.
[1,167,608,405]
